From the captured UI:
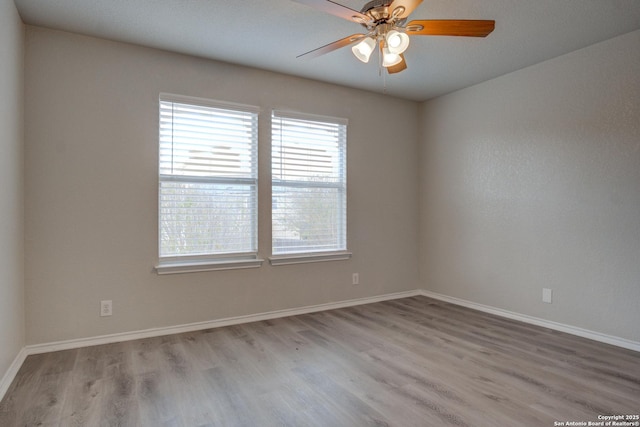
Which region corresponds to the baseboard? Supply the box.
[2,290,417,400]
[0,347,28,402]
[4,287,636,403]
[418,289,640,352]
[25,289,421,355]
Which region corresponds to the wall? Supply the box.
[24,27,419,345]
[0,0,25,380]
[418,29,640,342]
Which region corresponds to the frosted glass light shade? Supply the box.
[382,48,402,67]
[352,37,376,63]
[385,30,410,54]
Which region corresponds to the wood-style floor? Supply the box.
[1,296,639,426]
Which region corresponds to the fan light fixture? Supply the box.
[351,37,376,63]
[385,30,410,54]
[351,28,408,68]
[381,47,402,67]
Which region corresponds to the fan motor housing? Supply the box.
[360,0,404,27]
[360,0,395,22]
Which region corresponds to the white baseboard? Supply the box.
[3,287,638,403]
[0,290,417,402]
[0,347,28,402]
[25,290,422,355]
[418,289,640,352]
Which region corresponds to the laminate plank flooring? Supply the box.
[1,296,639,426]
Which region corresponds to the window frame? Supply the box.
[269,110,351,265]
[155,93,263,274]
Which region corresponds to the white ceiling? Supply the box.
[14,0,640,101]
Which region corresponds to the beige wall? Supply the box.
[418,29,640,342]
[19,21,640,349]
[0,0,25,377]
[24,27,420,345]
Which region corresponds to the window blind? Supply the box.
[159,95,259,259]
[271,111,347,255]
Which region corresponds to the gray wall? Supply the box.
[418,29,640,342]
[24,27,420,345]
[0,0,25,378]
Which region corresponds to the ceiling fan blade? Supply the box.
[293,0,371,24]
[386,54,407,74]
[297,34,367,59]
[406,20,495,37]
[389,0,423,19]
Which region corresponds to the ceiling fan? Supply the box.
[294,0,495,74]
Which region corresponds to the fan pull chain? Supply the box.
[377,45,388,95]
[383,69,387,95]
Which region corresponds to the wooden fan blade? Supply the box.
[406,20,495,37]
[293,0,371,24]
[387,54,407,74]
[297,34,367,59]
[389,0,423,19]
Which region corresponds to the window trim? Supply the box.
[270,110,349,257]
[155,254,264,275]
[268,250,352,266]
[156,93,261,273]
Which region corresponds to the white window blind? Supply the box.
[159,94,259,260]
[271,110,347,255]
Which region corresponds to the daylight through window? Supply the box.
[158,95,259,261]
[271,111,347,255]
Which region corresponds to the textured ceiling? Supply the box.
[14,0,640,101]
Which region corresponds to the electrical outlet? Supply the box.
[100,300,112,317]
[352,273,359,285]
[542,288,552,304]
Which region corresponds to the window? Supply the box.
[157,94,261,273]
[271,111,349,262]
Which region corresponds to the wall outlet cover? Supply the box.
[100,300,113,316]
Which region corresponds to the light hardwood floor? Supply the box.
[1,296,639,426]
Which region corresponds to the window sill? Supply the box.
[155,257,264,275]
[269,251,352,266]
